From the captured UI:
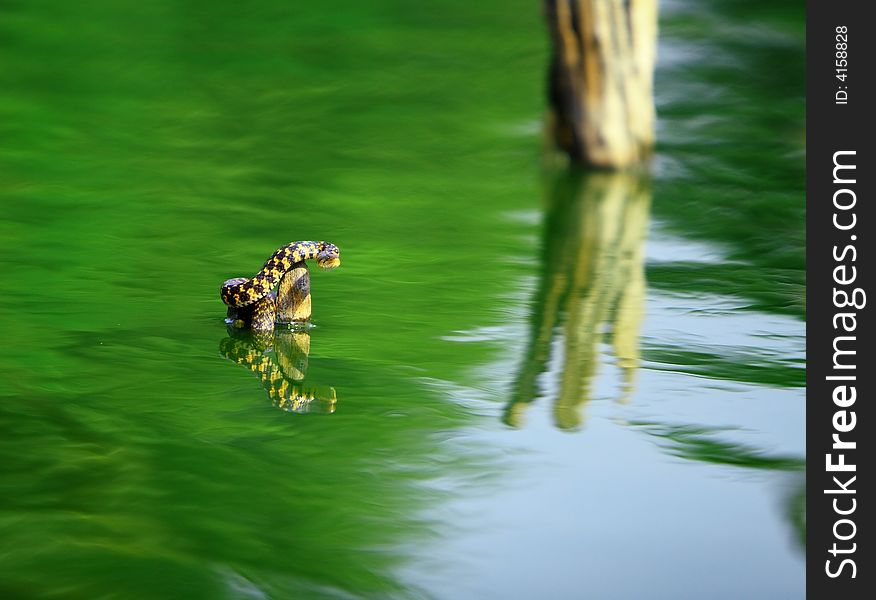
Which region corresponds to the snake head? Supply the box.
[317,242,341,270]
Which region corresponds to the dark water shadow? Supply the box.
[505,169,651,430]
[219,328,337,414]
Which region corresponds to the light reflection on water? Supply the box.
[404,168,803,598]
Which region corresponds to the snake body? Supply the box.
[221,241,340,331]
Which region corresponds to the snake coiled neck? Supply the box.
[220,240,340,309]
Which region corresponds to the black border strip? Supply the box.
[806,1,872,596]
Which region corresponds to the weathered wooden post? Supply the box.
[545,0,658,168]
[276,262,312,324]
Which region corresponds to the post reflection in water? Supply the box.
[219,327,338,414]
[506,170,651,430]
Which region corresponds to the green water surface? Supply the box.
[1,1,804,598]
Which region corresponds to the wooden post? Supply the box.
[276,262,312,324]
[545,0,658,168]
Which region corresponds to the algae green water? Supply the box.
[1,1,804,598]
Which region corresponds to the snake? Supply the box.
[220,240,340,331]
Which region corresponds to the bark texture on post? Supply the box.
[546,0,658,168]
[276,262,312,324]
